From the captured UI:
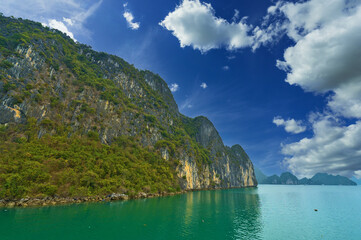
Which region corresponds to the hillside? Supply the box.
[311,173,357,185]
[260,172,356,186]
[0,15,257,200]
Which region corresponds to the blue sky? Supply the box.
[1,0,361,178]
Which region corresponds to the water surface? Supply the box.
[1,185,360,239]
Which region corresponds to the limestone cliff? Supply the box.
[176,117,257,189]
[0,15,257,195]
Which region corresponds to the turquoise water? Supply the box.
[1,185,361,240]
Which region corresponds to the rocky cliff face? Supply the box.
[0,15,257,192]
[176,117,257,189]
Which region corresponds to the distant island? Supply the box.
[254,168,357,186]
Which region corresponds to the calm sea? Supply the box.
[1,185,360,240]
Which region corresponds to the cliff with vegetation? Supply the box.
[0,15,257,201]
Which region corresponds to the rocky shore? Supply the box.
[0,186,257,208]
[0,191,185,208]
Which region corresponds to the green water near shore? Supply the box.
[1,185,361,239]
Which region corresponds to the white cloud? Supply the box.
[282,115,361,178]
[270,0,361,120]
[276,6,361,96]
[63,17,74,26]
[222,66,230,71]
[0,0,102,39]
[252,22,286,50]
[274,0,352,42]
[122,2,140,30]
[159,0,253,52]
[269,0,361,178]
[273,116,306,134]
[274,0,361,117]
[169,83,179,92]
[200,82,207,89]
[46,19,76,41]
[123,11,140,30]
[328,84,361,119]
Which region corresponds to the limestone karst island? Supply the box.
[0,15,256,206]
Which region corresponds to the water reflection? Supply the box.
[4,186,361,240]
[231,188,262,240]
[1,188,263,240]
[175,188,263,240]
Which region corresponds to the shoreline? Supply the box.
[0,185,257,208]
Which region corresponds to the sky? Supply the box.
[1,0,361,179]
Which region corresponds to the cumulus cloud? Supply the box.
[328,84,361,119]
[272,0,361,119]
[254,0,352,48]
[276,8,361,92]
[273,116,306,134]
[200,82,207,89]
[169,83,179,92]
[282,115,361,178]
[159,0,253,52]
[272,0,353,42]
[123,3,140,30]
[270,0,361,178]
[222,66,230,71]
